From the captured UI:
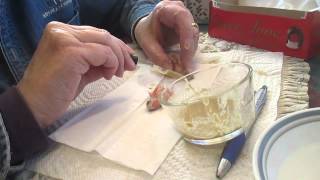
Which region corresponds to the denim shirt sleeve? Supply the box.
[0,113,11,179]
[0,113,27,179]
[120,0,160,41]
[79,0,160,40]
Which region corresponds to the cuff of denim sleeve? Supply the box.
[130,4,155,44]
[0,87,49,164]
[130,14,149,45]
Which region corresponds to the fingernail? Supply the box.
[185,38,195,50]
[184,41,190,50]
[127,45,135,54]
[126,57,136,70]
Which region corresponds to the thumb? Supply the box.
[143,37,173,70]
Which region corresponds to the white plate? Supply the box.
[253,108,320,180]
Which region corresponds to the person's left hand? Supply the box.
[134,0,199,74]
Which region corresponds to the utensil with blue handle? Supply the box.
[216,85,268,178]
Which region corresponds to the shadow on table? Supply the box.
[308,55,320,108]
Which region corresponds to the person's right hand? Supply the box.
[134,0,199,74]
[17,21,136,129]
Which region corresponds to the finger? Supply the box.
[117,40,136,71]
[80,43,119,77]
[110,37,125,77]
[122,42,135,54]
[83,66,115,82]
[78,66,107,94]
[184,24,199,72]
[81,67,105,85]
[156,5,198,72]
[143,37,173,70]
[69,24,128,77]
[193,25,200,51]
[108,36,135,71]
[67,28,126,77]
[77,43,120,93]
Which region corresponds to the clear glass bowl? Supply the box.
[160,63,255,145]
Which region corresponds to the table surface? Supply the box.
[20,28,312,180]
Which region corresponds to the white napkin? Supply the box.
[48,49,284,176]
[50,65,181,175]
[28,48,286,180]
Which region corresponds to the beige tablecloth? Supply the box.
[24,33,310,180]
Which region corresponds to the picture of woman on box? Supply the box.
[286,27,304,50]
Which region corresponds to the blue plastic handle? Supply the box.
[222,133,246,164]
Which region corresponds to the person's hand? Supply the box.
[134,0,199,74]
[17,21,136,128]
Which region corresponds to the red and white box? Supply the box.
[208,0,320,59]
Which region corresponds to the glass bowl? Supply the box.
[159,63,255,145]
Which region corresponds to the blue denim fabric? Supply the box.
[0,0,80,86]
[0,114,10,179]
[0,0,158,178]
[79,0,160,38]
[0,0,158,87]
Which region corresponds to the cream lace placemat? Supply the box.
[26,33,310,180]
[198,33,310,118]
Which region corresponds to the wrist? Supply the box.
[133,16,148,46]
[0,86,50,163]
[16,81,50,129]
